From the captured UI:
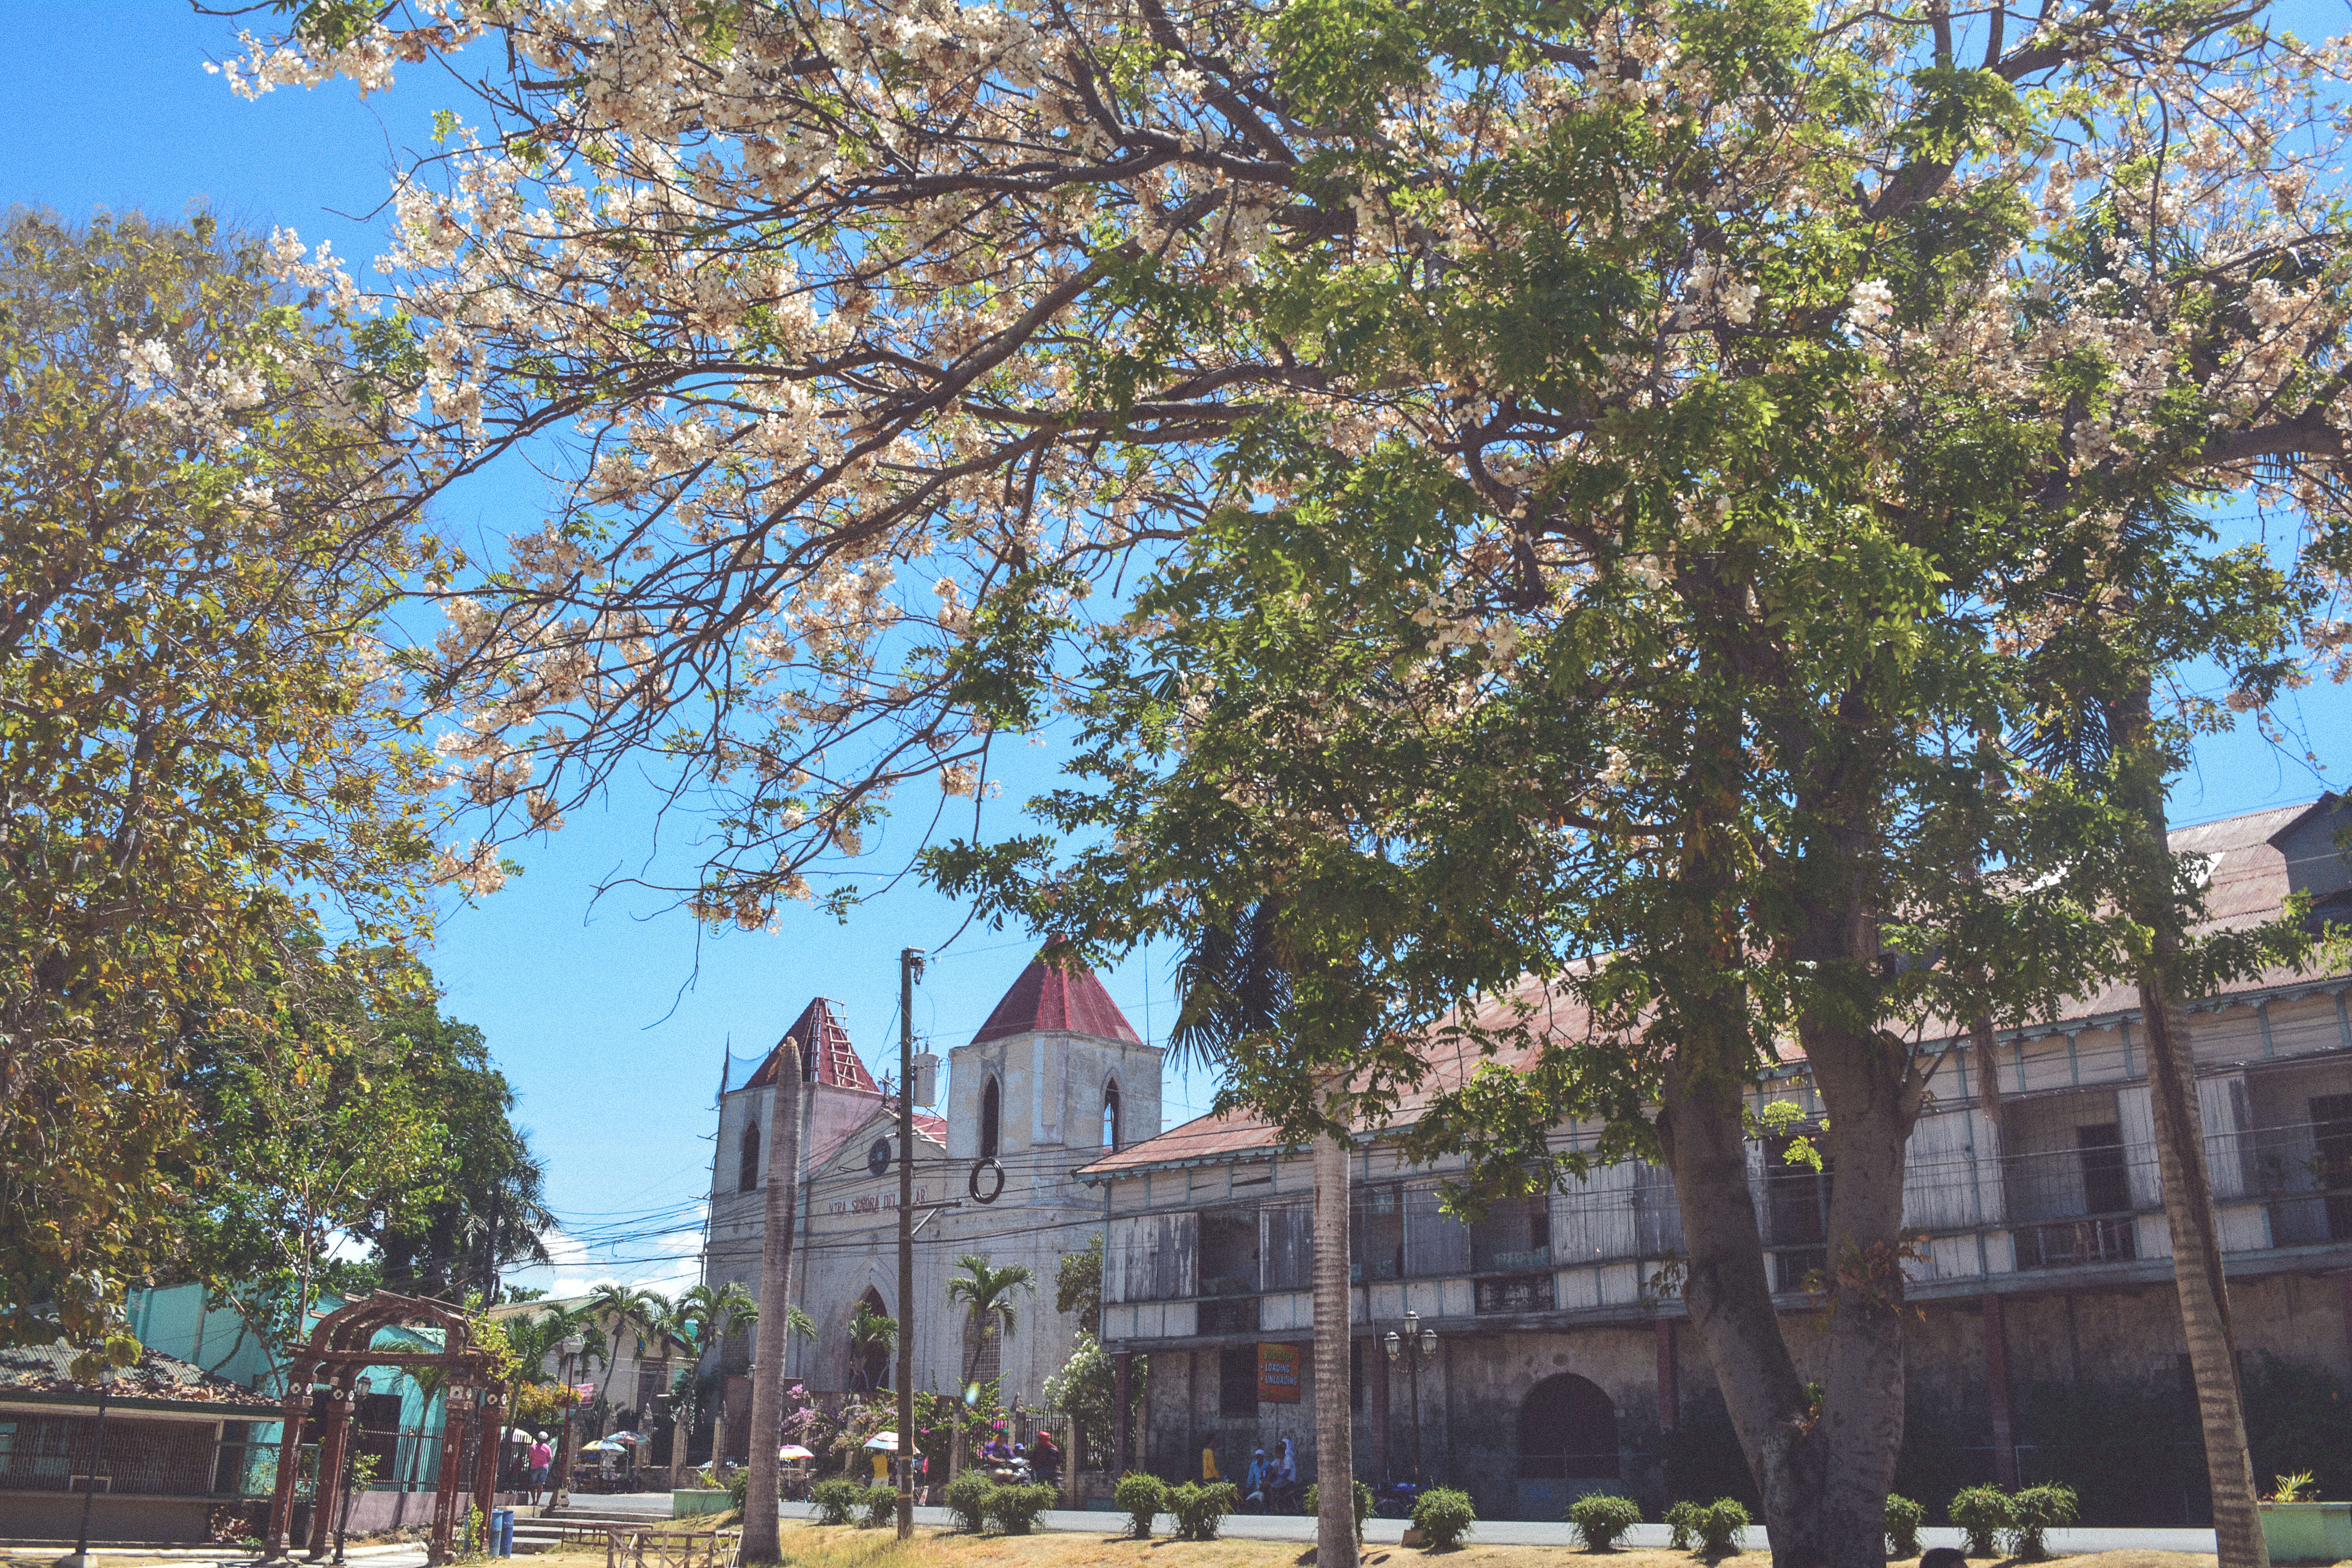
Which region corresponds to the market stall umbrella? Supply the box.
[608,1431,644,1445]
[780,1446,815,1461]
[506,1429,533,1443]
[580,1440,626,1454]
[862,1433,899,1451]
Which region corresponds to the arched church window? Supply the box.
[739,1120,760,1192]
[1103,1081,1122,1150]
[980,1074,1002,1160]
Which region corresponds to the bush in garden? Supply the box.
[1665,1501,1700,1551]
[1115,1472,1168,1539]
[1411,1486,1476,1549]
[1303,1480,1374,1527]
[809,1479,863,1526]
[1690,1499,1748,1555]
[1884,1494,1924,1559]
[1947,1487,2011,1557]
[944,1471,996,1533]
[2005,1485,2078,1560]
[725,1470,750,1513]
[1170,1481,1239,1541]
[1566,1493,1642,1549]
[856,1482,898,1528]
[984,1482,1058,1535]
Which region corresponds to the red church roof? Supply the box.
[744,997,880,1094]
[971,949,1142,1046]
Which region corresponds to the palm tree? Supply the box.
[584,1284,667,1414]
[672,1281,757,1470]
[848,1303,899,1392]
[946,1255,1033,1386]
[1169,906,1359,1568]
[403,1363,450,1492]
[743,1035,805,1564]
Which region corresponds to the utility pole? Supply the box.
[897,947,924,1541]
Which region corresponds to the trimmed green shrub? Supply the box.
[1691,1499,1748,1555]
[726,1470,750,1513]
[1566,1494,1642,1550]
[985,1483,1058,1535]
[1665,1502,1700,1551]
[809,1478,863,1526]
[1412,1486,1476,1549]
[1884,1494,1924,1559]
[2006,1484,2078,1560]
[1948,1486,2011,1557]
[944,1471,996,1534]
[1170,1481,1240,1541]
[1114,1472,1168,1539]
[1303,1479,1374,1528]
[856,1482,898,1528]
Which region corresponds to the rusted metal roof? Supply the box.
[1078,798,2352,1180]
[971,950,1141,1045]
[0,1341,277,1410]
[744,997,879,1094]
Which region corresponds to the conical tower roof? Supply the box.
[971,948,1142,1046]
[744,997,878,1092]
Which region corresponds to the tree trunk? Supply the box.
[741,1039,804,1563]
[2116,685,2269,1568]
[1312,1123,1355,1568]
[1657,1063,1824,1568]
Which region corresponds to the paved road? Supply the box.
[779,1501,2221,1555]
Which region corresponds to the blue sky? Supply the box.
[7,2,2345,1298]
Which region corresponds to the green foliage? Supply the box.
[1947,1486,2011,1555]
[808,1479,862,1526]
[1055,1235,1103,1337]
[983,1482,1056,1535]
[725,1469,750,1514]
[1411,1486,1475,1549]
[1114,1471,1168,1538]
[944,1471,996,1533]
[855,1482,898,1528]
[1303,1479,1374,1527]
[0,206,438,1364]
[1565,1493,1641,1549]
[2270,1472,2319,1504]
[2005,1485,2078,1560]
[1674,1499,1747,1555]
[947,1254,1034,1383]
[1883,1494,1924,1558]
[1041,1334,1145,1473]
[1169,1481,1238,1541]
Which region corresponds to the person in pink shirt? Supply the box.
[527,1434,554,1504]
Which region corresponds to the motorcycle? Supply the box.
[1371,1480,1422,1519]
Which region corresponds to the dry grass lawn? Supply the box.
[523,1522,2251,1568]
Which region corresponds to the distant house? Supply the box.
[129,1282,450,1493]
[0,1340,277,1543]
[487,1296,693,1447]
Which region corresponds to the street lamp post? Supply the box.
[54,1367,114,1568]
[554,1336,584,1511]
[334,1377,373,1565]
[1381,1311,1439,1486]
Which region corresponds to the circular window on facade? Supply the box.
[867,1136,892,1177]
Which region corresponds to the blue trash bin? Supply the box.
[490,1507,514,1557]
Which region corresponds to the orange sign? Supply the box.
[1256,1343,1301,1404]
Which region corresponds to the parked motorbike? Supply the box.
[1371,1480,1422,1519]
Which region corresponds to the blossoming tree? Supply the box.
[220,0,2352,1561]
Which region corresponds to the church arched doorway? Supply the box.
[1517,1373,1620,1515]
[849,1286,892,1392]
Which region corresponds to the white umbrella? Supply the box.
[780,1446,815,1461]
[506,1429,533,1443]
[862,1432,900,1451]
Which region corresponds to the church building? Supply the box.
[699,949,1164,1454]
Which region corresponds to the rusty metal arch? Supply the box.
[262,1294,503,1566]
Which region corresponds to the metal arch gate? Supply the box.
[261,1293,500,1566]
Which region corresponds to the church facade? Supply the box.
[699,952,1164,1455]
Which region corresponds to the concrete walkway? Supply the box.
[779,1501,2221,1555]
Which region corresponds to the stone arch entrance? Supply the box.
[263,1295,496,1566]
[1515,1373,1620,1518]
[850,1287,892,1392]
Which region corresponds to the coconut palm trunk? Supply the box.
[1311,1119,1354,1568]
[742,1038,804,1563]
[2116,684,2268,1568]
